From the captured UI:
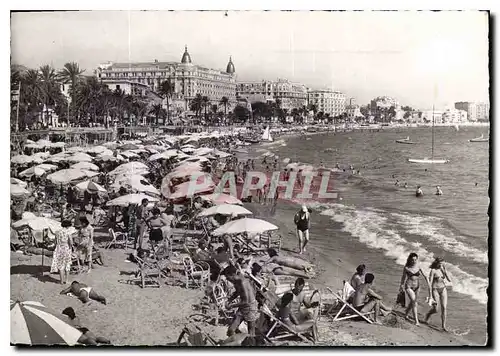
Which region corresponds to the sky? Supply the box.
[10,10,490,109]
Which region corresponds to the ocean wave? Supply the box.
[391,212,488,265]
[318,204,488,305]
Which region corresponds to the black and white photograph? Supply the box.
[9,10,490,347]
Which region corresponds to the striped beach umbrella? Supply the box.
[11,300,82,345]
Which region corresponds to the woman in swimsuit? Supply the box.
[424,257,451,331]
[399,253,431,326]
[146,208,168,249]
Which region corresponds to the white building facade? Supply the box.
[307,89,346,117]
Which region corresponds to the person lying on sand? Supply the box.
[261,263,313,279]
[278,292,318,339]
[60,281,107,305]
[352,273,391,324]
[264,248,315,274]
[62,307,111,345]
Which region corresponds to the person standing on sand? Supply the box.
[400,253,432,326]
[294,205,311,254]
[223,266,259,337]
[135,198,149,250]
[424,257,451,331]
[51,219,74,284]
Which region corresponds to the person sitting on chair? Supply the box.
[289,277,320,323]
[60,281,107,305]
[278,292,318,339]
[352,273,391,324]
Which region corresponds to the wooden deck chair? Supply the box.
[261,304,316,344]
[233,234,268,256]
[182,256,210,289]
[133,256,166,288]
[105,228,130,249]
[325,281,374,324]
[257,232,282,252]
[176,324,219,346]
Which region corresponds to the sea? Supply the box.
[254,126,490,345]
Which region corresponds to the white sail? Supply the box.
[261,126,273,142]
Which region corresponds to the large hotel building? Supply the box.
[236,79,308,111]
[96,46,237,111]
[307,89,347,117]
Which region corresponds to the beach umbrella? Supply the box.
[24,143,42,150]
[212,218,278,236]
[144,145,166,152]
[119,143,139,150]
[66,152,93,163]
[75,180,107,194]
[194,147,214,156]
[21,212,37,220]
[86,145,108,154]
[109,162,149,176]
[102,142,118,149]
[11,300,82,345]
[19,166,48,178]
[36,164,58,172]
[282,158,291,164]
[11,184,31,197]
[120,151,140,158]
[197,204,252,218]
[51,142,66,148]
[213,149,232,158]
[66,146,85,153]
[200,193,243,206]
[70,162,99,171]
[11,177,28,187]
[12,216,62,234]
[36,139,52,148]
[97,154,125,162]
[181,147,196,154]
[112,175,160,196]
[166,179,215,200]
[106,193,159,207]
[11,155,33,165]
[47,169,87,184]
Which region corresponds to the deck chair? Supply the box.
[134,256,166,288]
[176,324,219,346]
[325,281,374,324]
[261,304,317,344]
[257,232,282,252]
[105,228,131,249]
[182,256,210,289]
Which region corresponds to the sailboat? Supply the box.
[261,126,273,142]
[396,136,417,144]
[469,133,489,143]
[408,105,448,164]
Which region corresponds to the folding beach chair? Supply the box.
[325,281,374,324]
[261,304,317,344]
[182,256,210,289]
[105,228,131,249]
[133,256,167,288]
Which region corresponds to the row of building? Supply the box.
[96,46,349,117]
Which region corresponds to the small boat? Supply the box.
[396,136,416,144]
[469,134,489,143]
[408,158,448,164]
[261,126,273,142]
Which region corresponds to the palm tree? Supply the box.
[219,96,229,117]
[158,78,174,123]
[189,94,203,119]
[201,96,210,120]
[39,65,64,127]
[149,103,165,125]
[58,62,84,126]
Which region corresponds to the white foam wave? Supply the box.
[319,204,488,305]
[391,213,488,265]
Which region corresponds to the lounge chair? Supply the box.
[324,281,374,324]
[105,228,132,249]
[261,304,317,344]
[182,256,210,289]
[133,256,166,288]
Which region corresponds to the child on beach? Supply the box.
[60,281,107,305]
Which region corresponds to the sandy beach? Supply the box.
[10,198,472,346]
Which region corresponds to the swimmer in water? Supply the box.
[435,186,443,196]
[416,185,423,197]
[395,179,400,186]
[404,182,408,189]
[475,182,478,187]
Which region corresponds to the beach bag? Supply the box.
[396,290,406,307]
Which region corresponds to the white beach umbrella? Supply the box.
[11,155,33,165]
[66,152,93,163]
[11,184,30,197]
[46,169,87,184]
[19,166,47,178]
[75,180,107,194]
[36,164,58,172]
[86,145,108,154]
[200,193,243,206]
[112,175,160,196]
[11,177,28,187]
[197,204,252,218]
[106,193,159,207]
[70,162,99,171]
[212,218,278,236]
[12,216,62,234]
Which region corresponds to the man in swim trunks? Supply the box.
[223,266,259,337]
[60,281,107,305]
[352,273,390,323]
[294,205,311,254]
